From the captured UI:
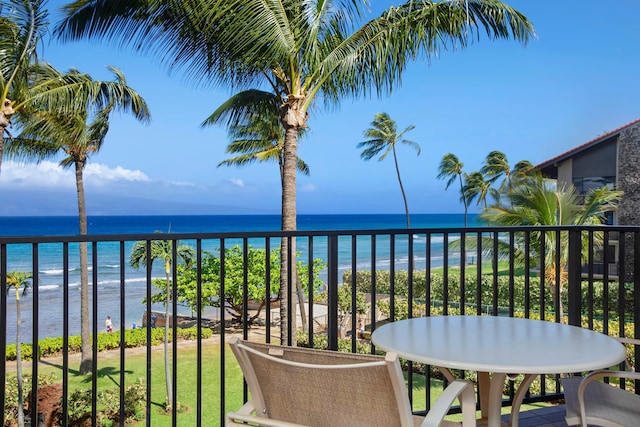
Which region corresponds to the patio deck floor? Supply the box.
[505,404,569,427]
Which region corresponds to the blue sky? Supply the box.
[1,0,639,216]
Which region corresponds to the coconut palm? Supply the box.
[480,176,622,321]
[6,271,32,427]
[130,235,194,409]
[464,171,496,208]
[207,99,311,330]
[481,150,511,188]
[358,112,420,228]
[56,0,535,342]
[5,66,150,374]
[437,153,468,226]
[0,0,130,175]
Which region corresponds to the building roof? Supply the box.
[535,117,640,171]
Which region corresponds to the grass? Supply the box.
[14,340,552,425]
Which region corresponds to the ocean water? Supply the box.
[0,214,480,343]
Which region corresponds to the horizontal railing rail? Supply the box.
[1,224,639,425]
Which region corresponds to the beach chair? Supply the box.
[226,337,476,427]
[561,337,640,427]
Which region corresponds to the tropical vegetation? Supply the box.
[55,0,535,343]
[437,153,468,226]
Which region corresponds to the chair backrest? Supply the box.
[229,338,415,427]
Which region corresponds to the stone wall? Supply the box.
[615,122,640,279]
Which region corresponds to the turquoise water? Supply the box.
[0,214,481,342]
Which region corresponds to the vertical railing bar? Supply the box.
[509,232,515,317]
[118,241,126,424]
[307,236,314,344]
[618,233,626,389]
[0,243,7,427]
[171,240,178,424]
[587,231,595,329]
[242,238,249,340]
[145,240,153,427]
[220,238,227,427]
[196,239,203,427]
[539,231,546,321]
[460,231,466,315]
[633,232,640,394]
[92,242,99,422]
[424,232,431,412]
[443,232,449,316]
[603,231,610,335]
[351,235,357,352]
[476,232,482,316]
[492,232,498,316]
[265,238,272,344]
[62,243,70,426]
[370,235,377,355]
[389,234,396,322]
[31,243,40,421]
[327,234,339,351]
[524,231,530,318]
[287,236,294,346]
[407,234,414,408]
[555,230,561,323]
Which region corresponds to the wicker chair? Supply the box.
[561,337,640,427]
[226,338,476,427]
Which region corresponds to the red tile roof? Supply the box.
[535,117,640,170]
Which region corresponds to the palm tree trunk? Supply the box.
[16,291,24,427]
[458,174,468,227]
[75,160,92,375]
[392,147,411,228]
[280,125,300,345]
[0,99,15,175]
[164,266,173,406]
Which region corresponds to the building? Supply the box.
[535,118,640,278]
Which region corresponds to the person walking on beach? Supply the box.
[105,316,113,333]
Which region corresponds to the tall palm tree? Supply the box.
[437,153,468,226]
[130,235,194,409]
[56,0,535,342]
[6,271,31,427]
[358,112,420,228]
[207,102,311,331]
[6,66,150,374]
[480,176,622,321]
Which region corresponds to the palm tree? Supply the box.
[437,153,468,226]
[130,235,194,409]
[6,66,150,374]
[480,176,622,321]
[358,112,419,228]
[0,0,129,175]
[206,102,311,330]
[6,271,32,427]
[56,0,535,342]
[464,171,496,209]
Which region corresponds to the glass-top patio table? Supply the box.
[371,315,626,427]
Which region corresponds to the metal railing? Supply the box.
[1,225,639,426]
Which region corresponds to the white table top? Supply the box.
[371,315,626,374]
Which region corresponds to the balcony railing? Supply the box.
[1,225,639,425]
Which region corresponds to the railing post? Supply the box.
[327,235,339,351]
[567,228,582,326]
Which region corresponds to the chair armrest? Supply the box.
[576,370,640,426]
[422,379,476,427]
[226,401,308,427]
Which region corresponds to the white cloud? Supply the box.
[229,178,245,187]
[300,183,317,192]
[0,161,151,189]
